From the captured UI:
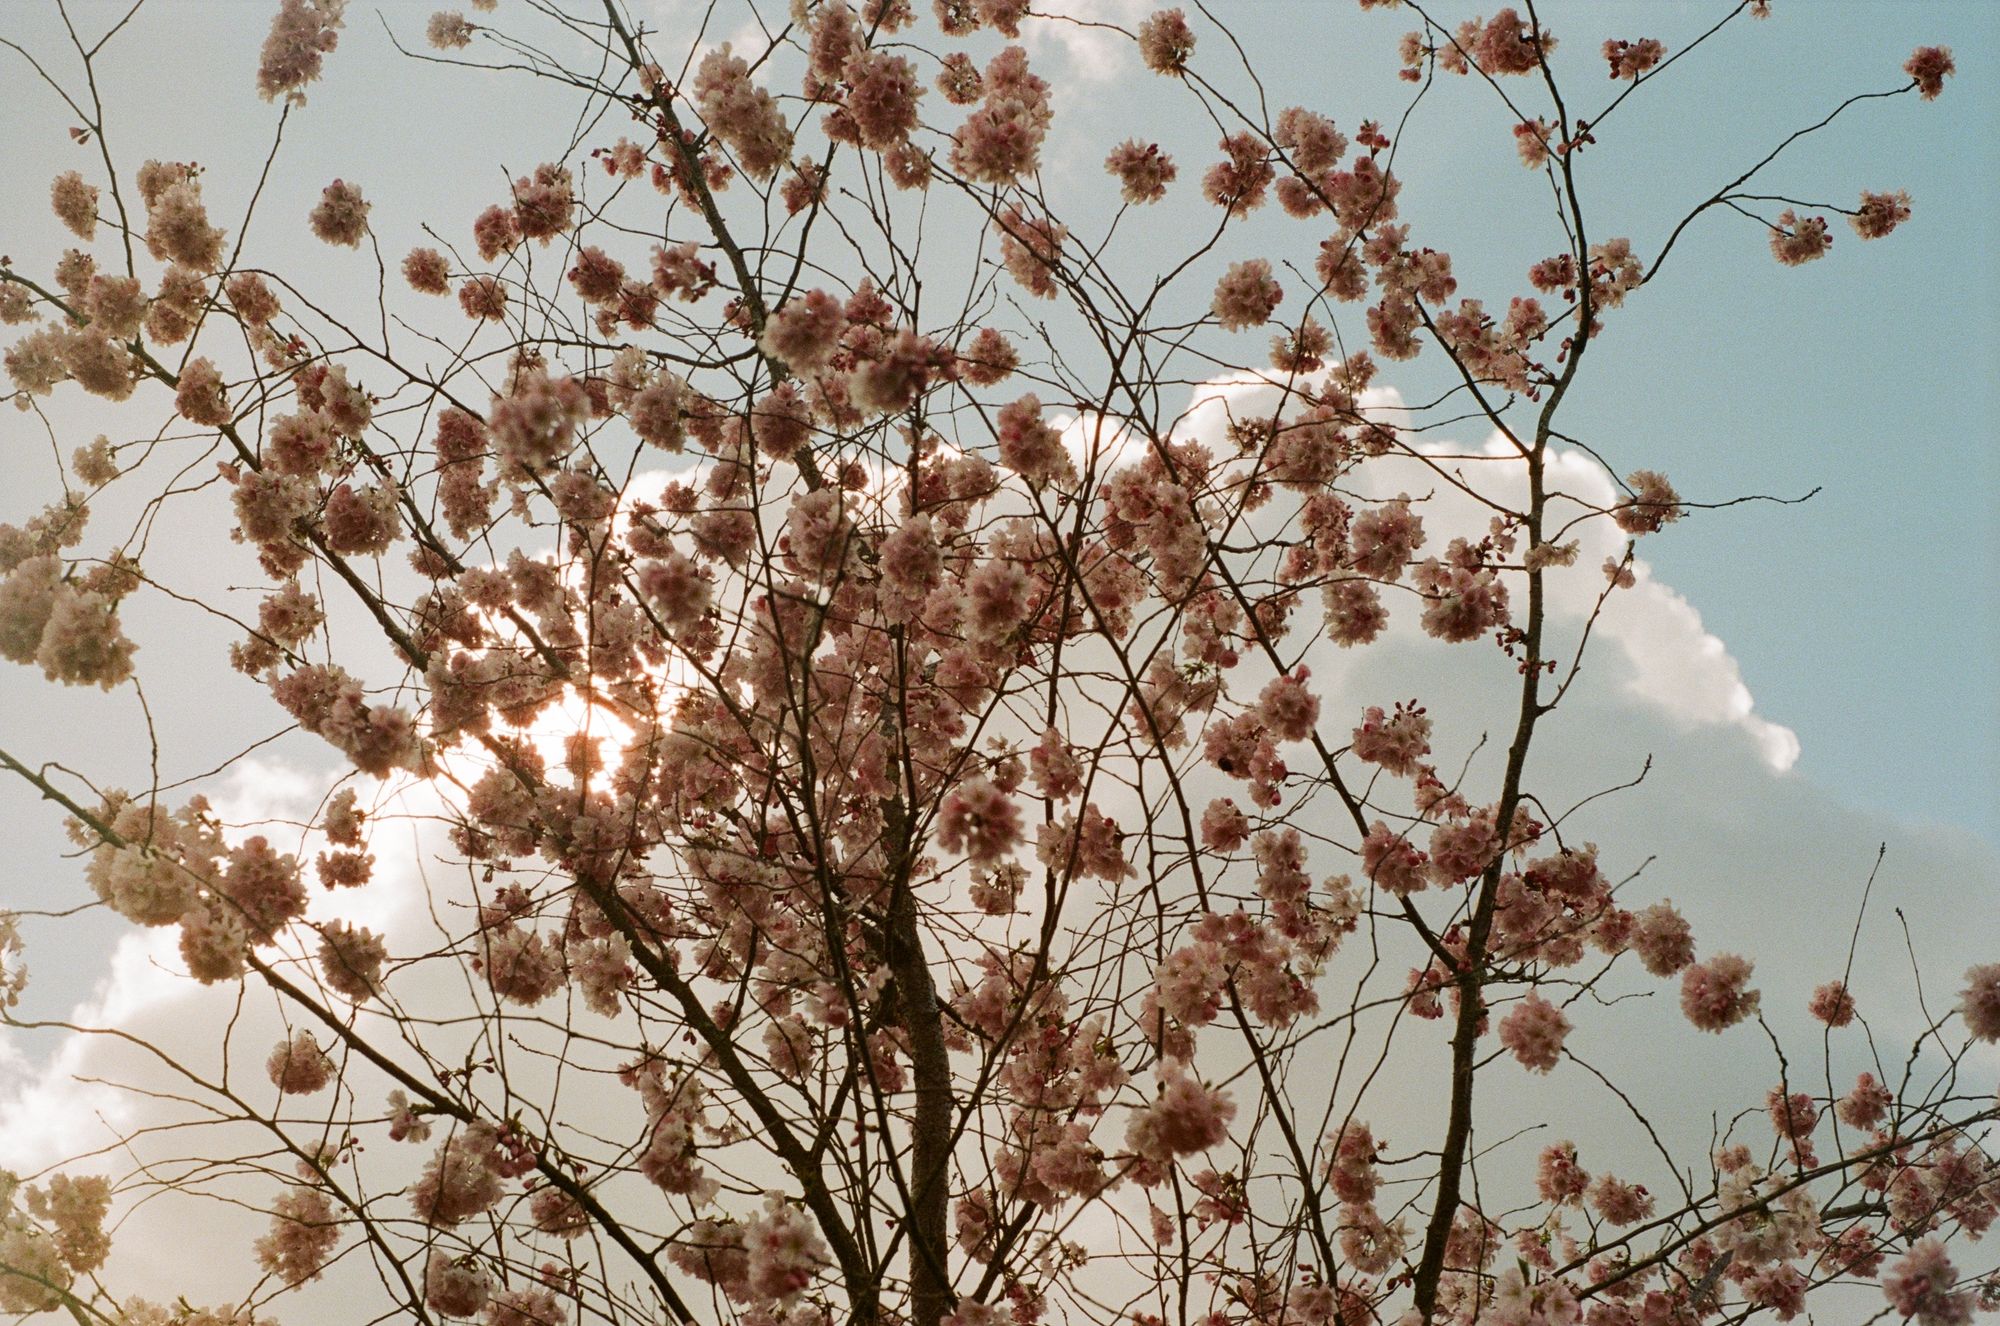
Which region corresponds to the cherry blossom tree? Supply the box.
[0,3,1992,1326]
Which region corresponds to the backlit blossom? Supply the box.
[1882,1238,1972,1326]
[1959,963,2000,1042]
[959,326,1018,386]
[1588,1173,1654,1225]
[937,777,1023,864]
[1203,133,1273,215]
[254,1183,339,1286]
[427,10,474,49]
[1211,259,1283,330]
[995,394,1075,489]
[1137,9,1196,75]
[308,179,370,247]
[1769,210,1830,266]
[175,357,231,426]
[1105,140,1176,204]
[51,171,99,240]
[226,271,282,325]
[1351,702,1430,777]
[997,208,1065,298]
[424,1252,491,1316]
[1808,979,1857,1027]
[267,1030,334,1094]
[1611,469,1682,535]
[695,45,791,181]
[1904,45,1955,101]
[1851,189,1912,239]
[760,289,846,373]
[950,47,1052,184]
[1680,952,1759,1032]
[258,0,345,104]
[411,1123,505,1226]
[1127,1066,1234,1163]
[318,920,387,1000]
[1602,37,1664,80]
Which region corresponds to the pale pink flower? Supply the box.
[1514,119,1554,169]
[225,271,282,325]
[1611,470,1682,535]
[424,1251,491,1316]
[1203,133,1274,215]
[694,45,792,181]
[398,246,450,295]
[1808,979,1857,1027]
[1105,140,1177,204]
[1201,797,1250,852]
[258,0,345,104]
[58,327,138,401]
[959,326,1018,386]
[1362,821,1428,896]
[1415,558,1509,642]
[1211,259,1283,331]
[1882,1238,1971,1326]
[1137,9,1195,75]
[1465,9,1553,77]
[1349,496,1425,582]
[1602,37,1664,80]
[510,163,574,243]
[1536,1141,1589,1205]
[254,1183,339,1286]
[50,171,98,240]
[937,776,1023,864]
[843,49,924,150]
[321,482,398,556]
[1275,106,1346,175]
[317,920,386,1001]
[637,551,712,633]
[1127,1066,1234,1162]
[995,394,1074,489]
[1256,668,1319,742]
[1837,1071,1892,1129]
[1904,46,1955,101]
[267,1030,335,1094]
[145,181,226,272]
[1350,702,1431,777]
[1498,992,1569,1072]
[308,179,370,247]
[1322,577,1388,646]
[743,1195,829,1302]
[1680,953,1759,1032]
[489,368,588,474]
[950,47,1052,184]
[761,289,846,373]
[23,1173,111,1274]
[78,276,142,342]
[1028,727,1083,801]
[936,50,983,104]
[1588,1174,1653,1225]
[175,357,231,426]
[426,10,474,49]
[472,203,520,261]
[1851,189,1913,240]
[1769,210,1831,266]
[996,207,1064,298]
[1958,963,2000,1042]
[484,1285,565,1326]
[411,1122,504,1225]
